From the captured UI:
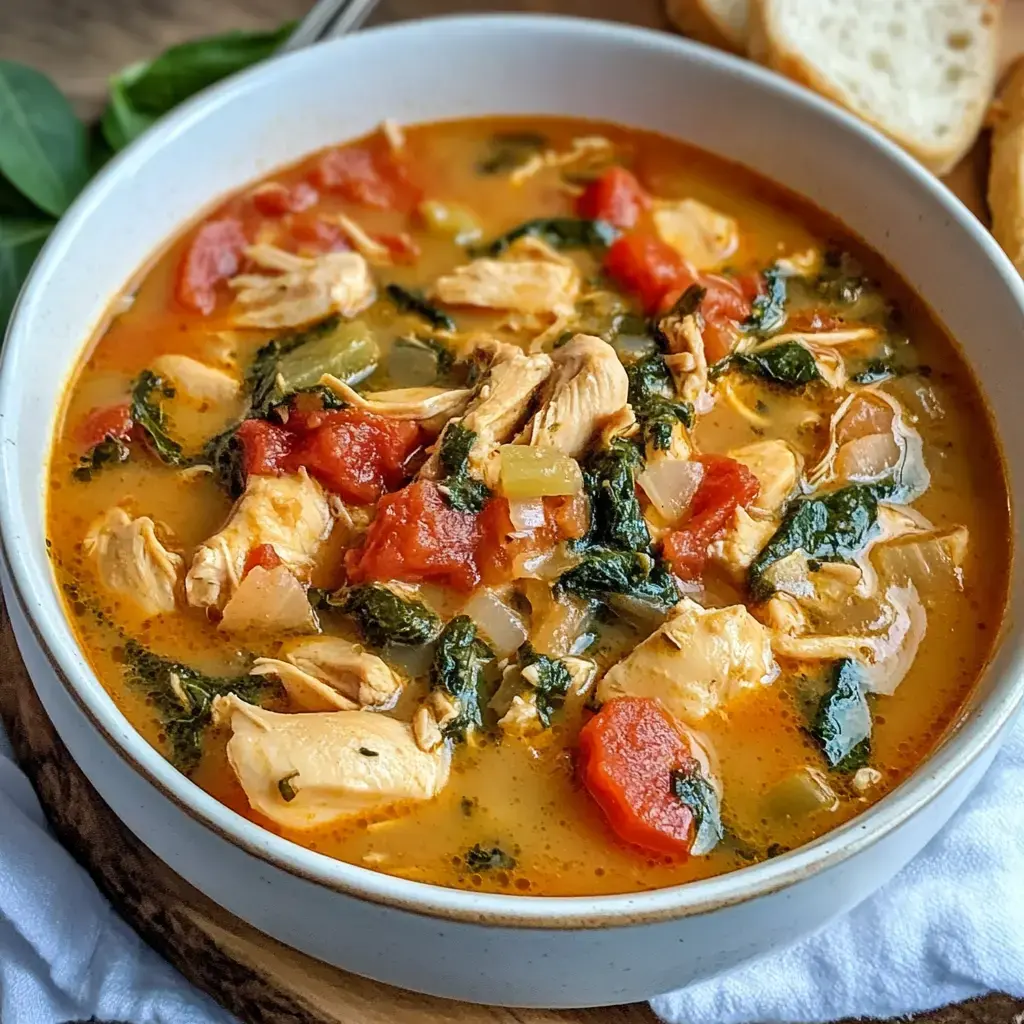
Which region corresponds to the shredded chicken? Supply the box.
[213,695,450,830]
[498,693,544,738]
[509,135,613,185]
[729,439,802,515]
[150,354,240,405]
[330,213,392,265]
[516,334,629,458]
[229,246,374,329]
[318,374,473,421]
[185,470,332,611]
[83,507,182,617]
[707,506,778,581]
[660,311,708,404]
[598,599,779,723]
[653,198,739,270]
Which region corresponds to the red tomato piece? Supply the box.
[662,455,760,581]
[77,403,133,449]
[659,272,753,363]
[283,410,423,505]
[578,696,698,857]
[604,232,695,313]
[576,167,649,228]
[311,144,421,211]
[175,217,248,315]
[345,481,483,592]
[236,419,294,477]
[244,543,283,576]
[250,181,319,217]
[377,232,421,264]
[287,213,349,254]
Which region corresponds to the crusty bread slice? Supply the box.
[665,0,750,55]
[749,0,1001,176]
[989,57,1024,275]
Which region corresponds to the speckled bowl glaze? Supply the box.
[1,15,1021,1008]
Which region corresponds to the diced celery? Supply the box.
[498,445,583,499]
[765,767,838,820]
[419,199,482,245]
[277,319,379,391]
[388,336,443,387]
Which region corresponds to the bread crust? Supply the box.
[665,0,747,55]
[989,56,1024,274]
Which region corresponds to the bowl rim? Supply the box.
[2,12,1021,930]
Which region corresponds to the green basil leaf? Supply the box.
[0,218,52,327]
[100,64,157,152]
[0,61,90,217]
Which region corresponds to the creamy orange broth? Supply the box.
[47,118,1010,896]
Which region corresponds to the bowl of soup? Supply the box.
[1,14,1021,1008]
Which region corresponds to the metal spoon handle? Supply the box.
[280,0,381,53]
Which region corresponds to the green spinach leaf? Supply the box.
[437,423,491,513]
[201,423,247,499]
[0,61,90,217]
[464,843,516,871]
[343,584,442,647]
[518,643,573,727]
[749,482,884,601]
[732,341,822,388]
[430,615,495,741]
[385,283,456,332]
[580,440,650,553]
[475,130,548,175]
[0,218,52,326]
[131,370,186,465]
[626,354,693,450]
[811,659,872,772]
[473,217,617,257]
[557,549,677,609]
[743,264,787,336]
[670,760,724,855]
[73,436,131,482]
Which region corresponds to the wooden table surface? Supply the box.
[0,1,1022,1023]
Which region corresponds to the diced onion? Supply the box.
[220,566,318,634]
[636,459,704,525]
[508,498,547,532]
[834,433,899,482]
[499,445,583,499]
[462,588,527,657]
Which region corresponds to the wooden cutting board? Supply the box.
[0,1,1022,1023]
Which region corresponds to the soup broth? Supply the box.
[47,117,1010,896]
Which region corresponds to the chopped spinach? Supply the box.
[732,341,822,388]
[557,549,677,609]
[385,283,456,333]
[811,659,871,772]
[663,283,706,320]
[475,130,548,175]
[814,250,869,307]
[464,843,516,871]
[437,423,491,513]
[670,760,724,855]
[430,616,495,741]
[580,440,650,552]
[342,584,442,647]
[743,264,787,336]
[749,483,885,602]
[201,423,246,499]
[130,370,186,465]
[626,354,694,450]
[277,771,300,802]
[850,358,896,385]
[473,217,617,258]
[73,435,130,482]
[518,643,573,727]
[122,640,264,773]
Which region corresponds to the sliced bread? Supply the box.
[665,0,750,55]
[989,57,1024,275]
[749,0,1001,175]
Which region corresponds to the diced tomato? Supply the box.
[604,232,694,314]
[662,454,760,581]
[287,213,349,254]
[244,543,282,576]
[576,167,649,229]
[377,232,421,264]
[175,217,248,315]
[284,410,423,504]
[548,491,590,541]
[659,272,753,363]
[250,181,319,217]
[77,403,133,449]
[578,696,699,857]
[236,408,423,505]
[345,480,483,591]
[236,419,293,477]
[310,143,421,211]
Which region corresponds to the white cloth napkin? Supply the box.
[652,719,1024,1024]
[2,717,1022,1024]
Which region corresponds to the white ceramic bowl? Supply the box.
[1,15,1022,1009]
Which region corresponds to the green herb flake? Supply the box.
[812,659,872,772]
[464,843,516,871]
[358,747,379,758]
[476,131,548,175]
[385,283,456,333]
[73,435,131,482]
[277,770,300,802]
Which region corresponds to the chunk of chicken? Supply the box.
[213,695,451,830]
[660,312,708,404]
[83,507,182,617]
[598,599,779,723]
[509,135,614,185]
[432,249,579,317]
[729,440,802,515]
[498,693,544,739]
[229,245,374,329]
[707,506,778,582]
[516,334,629,458]
[251,635,402,712]
[219,565,319,635]
[420,345,553,482]
[653,198,739,270]
[150,354,240,406]
[318,374,473,421]
[186,470,332,611]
